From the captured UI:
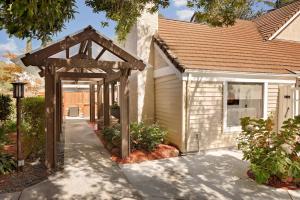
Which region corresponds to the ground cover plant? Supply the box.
[238,116,300,186]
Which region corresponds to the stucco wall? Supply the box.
[155,74,184,150]
[276,14,300,42]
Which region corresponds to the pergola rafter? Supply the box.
[17,26,146,169]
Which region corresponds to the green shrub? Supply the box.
[21,97,45,159]
[3,120,16,133]
[102,124,121,148]
[130,122,166,152]
[238,116,300,184]
[0,94,13,124]
[102,122,167,152]
[0,153,16,175]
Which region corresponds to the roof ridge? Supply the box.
[254,0,300,40]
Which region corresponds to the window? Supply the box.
[226,82,263,127]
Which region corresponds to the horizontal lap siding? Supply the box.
[155,75,183,150]
[268,83,279,117]
[187,81,237,152]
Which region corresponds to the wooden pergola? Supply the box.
[19,26,145,169]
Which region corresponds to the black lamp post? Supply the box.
[11,82,26,172]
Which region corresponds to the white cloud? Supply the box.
[0,39,18,54]
[173,0,187,7]
[176,9,194,21]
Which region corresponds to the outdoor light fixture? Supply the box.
[11,82,26,171]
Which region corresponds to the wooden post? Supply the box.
[45,66,57,169]
[97,81,102,130]
[56,80,61,142]
[90,83,96,123]
[111,82,115,105]
[120,69,130,158]
[103,79,110,127]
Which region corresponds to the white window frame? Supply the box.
[223,81,268,133]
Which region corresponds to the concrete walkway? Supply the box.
[1,119,140,200]
[121,150,300,200]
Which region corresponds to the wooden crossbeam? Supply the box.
[22,27,94,66]
[42,58,132,71]
[96,48,106,60]
[90,31,145,70]
[57,72,107,79]
[105,71,121,83]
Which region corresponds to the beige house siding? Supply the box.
[275,14,300,42]
[268,83,279,121]
[155,74,183,150]
[186,81,237,151]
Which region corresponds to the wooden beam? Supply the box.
[84,40,92,56]
[66,36,70,59]
[41,58,132,71]
[79,40,88,54]
[22,27,94,66]
[105,71,121,83]
[97,81,103,130]
[96,48,106,60]
[45,66,57,169]
[120,69,130,158]
[103,79,110,127]
[57,72,107,79]
[90,84,96,123]
[56,80,61,142]
[90,31,146,70]
[111,82,115,105]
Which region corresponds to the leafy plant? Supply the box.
[102,122,167,152]
[0,94,13,124]
[238,116,300,184]
[130,122,167,152]
[21,97,45,159]
[0,153,16,175]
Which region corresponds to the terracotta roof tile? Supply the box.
[155,17,300,74]
[254,1,300,40]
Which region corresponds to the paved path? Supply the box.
[121,149,300,200]
[1,119,140,200]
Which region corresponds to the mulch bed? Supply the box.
[0,161,49,193]
[0,132,65,194]
[247,170,300,190]
[90,122,180,164]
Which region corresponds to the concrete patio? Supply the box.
[121,150,300,200]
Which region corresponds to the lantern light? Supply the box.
[11,82,26,98]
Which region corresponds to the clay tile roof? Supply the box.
[155,17,300,74]
[254,0,300,40]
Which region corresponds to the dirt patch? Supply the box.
[247,170,300,190]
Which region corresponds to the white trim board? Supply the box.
[182,71,297,84]
[269,10,300,40]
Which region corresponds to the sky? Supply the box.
[0,0,268,61]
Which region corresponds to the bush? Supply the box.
[21,97,45,159]
[0,153,16,175]
[130,122,167,152]
[102,122,167,152]
[102,124,121,149]
[0,94,13,124]
[238,116,300,184]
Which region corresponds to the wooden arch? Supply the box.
[19,26,146,169]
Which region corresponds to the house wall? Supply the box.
[186,81,237,151]
[123,6,158,123]
[185,79,295,152]
[275,13,300,42]
[155,74,184,150]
